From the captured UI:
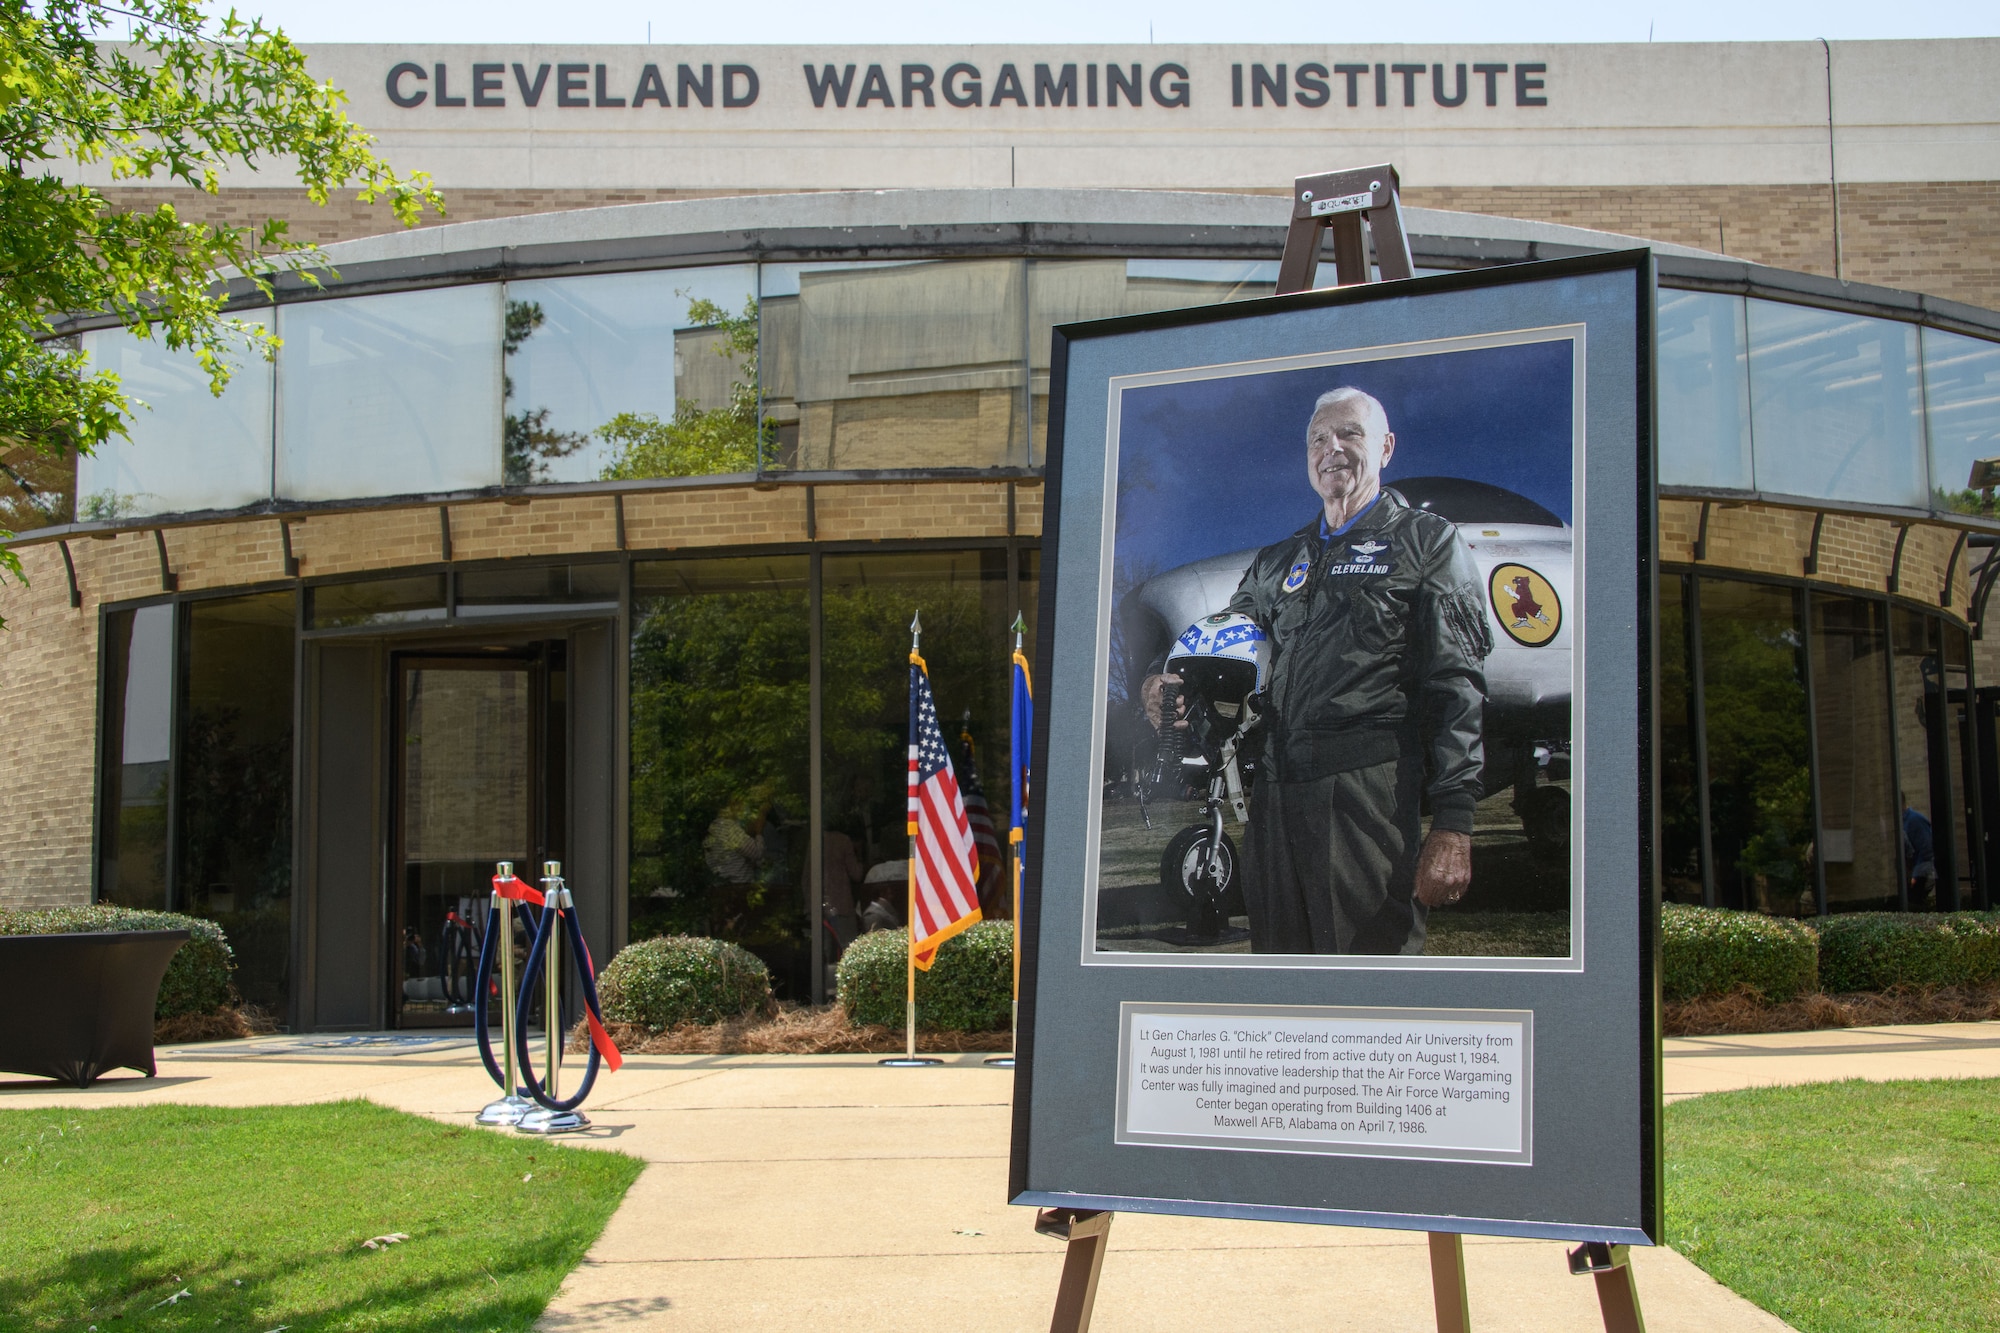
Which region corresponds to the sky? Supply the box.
[230,0,1996,45]
[1113,338,1574,585]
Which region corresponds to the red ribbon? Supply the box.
[576,932,620,1072]
[491,874,546,907]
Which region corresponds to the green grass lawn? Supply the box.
[1669,1078,2000,1333]
[0,1100,643,1332]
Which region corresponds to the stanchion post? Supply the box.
[1036,1208,1113,1333]
[476,861,536,1126]
[544,860,563,1106]
[1568,1242,1646,1333]
[1427,1232,1471,1333]
[517,861,593,1135]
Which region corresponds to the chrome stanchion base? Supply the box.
[516,1108,591,1135]
[475,1094,538,1127]
[983,1055,1016,1066]
[878,1056,944,1066]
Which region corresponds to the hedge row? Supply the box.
[0,905,235,1019]
[1817,913,2000,992]
[837,921,1013,1032]
[1663,904,2000,1000]
[1662,904,1818,1002]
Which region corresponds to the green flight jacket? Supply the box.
[1227,489,1493,833]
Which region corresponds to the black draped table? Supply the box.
[0,930,189,1086]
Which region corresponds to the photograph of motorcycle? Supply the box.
[1136,612,1269,943]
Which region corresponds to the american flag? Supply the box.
[908,657,982,969]
[957,717,1002,886]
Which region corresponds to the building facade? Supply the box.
[3,41,1998,1029]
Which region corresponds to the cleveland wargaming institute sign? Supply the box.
[382,55,1552,113]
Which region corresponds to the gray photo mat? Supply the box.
[1082,323,1588,972]
[1017,257,1655,1243]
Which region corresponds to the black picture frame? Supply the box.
[1010,249,1660,1244]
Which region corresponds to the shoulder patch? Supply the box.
[1282,558,1311,593]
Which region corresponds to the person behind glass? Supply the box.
[821,826,867,955]
[1141,387,1492,954]
[1902,793,1937,909]
[703,790,770,935]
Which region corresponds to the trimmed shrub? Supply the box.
[837,921,1013,1032]
[1661,904,1817,1002]
[1816,912,2000,993]
[0,904,234,1019]
[598,935,771,1032]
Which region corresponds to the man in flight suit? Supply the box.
[1144,387,1491,953]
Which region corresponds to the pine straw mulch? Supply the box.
[1664,983,2000,1037]
[572,1004,1014,1056]
[154,1004,281,1044]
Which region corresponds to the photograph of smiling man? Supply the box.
[1097,328,1579,962]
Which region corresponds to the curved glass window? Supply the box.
[1922,327,2000,518]
[1656,290,1752,490]
[762,260,1028,470]
[1699,580,1815,916]
[79,316,273,518]
[1657,567,1990,916]
[629,556,811,995]
[1810,595,1897,911]
[1030,259,1279,461]
[277,286,502,502]
[1747,299,1926,507]
[505,266,758,484]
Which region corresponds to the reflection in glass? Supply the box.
[178,593,295,1011]
[629,557,811,996]
[398,661,534,1025]
[276,286,502,501]
[505,267,760,483]
[1656,291,1752,489]
[820,550,1016,970]
[308,574,447,628]
[1921,327,2000,518]
[1029,260,1279,461]
[0,443,74,532]
[761,260,1027,470]
[1658,575,1704,903]
[1892,609,1949,909]
[1810,596,1897,911]
[1941,625,1981,909]
[1700,580,1814,915]
[78,316,273,518]
[1747,300,1925,507]
[98,604,175,909]
[456,562,621,616]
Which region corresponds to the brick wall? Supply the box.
[1658,500,1975,627]
[97,180,2000,311]
[0,544,100,908]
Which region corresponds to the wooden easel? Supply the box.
[1274,162,1416,293]
[1033,163,1646,1333]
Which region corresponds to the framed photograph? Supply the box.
[1011,251,1659,1242]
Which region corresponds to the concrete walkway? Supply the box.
[9,1020,2000,1331]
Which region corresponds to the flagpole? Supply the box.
[881,609,943,1067]
[907,609,920,1064]
[987,611,1029,1068]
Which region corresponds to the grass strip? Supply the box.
[1668,1078,2000,1333]
[0,1100,642,1333]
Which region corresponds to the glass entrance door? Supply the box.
[393,654,550,1027]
